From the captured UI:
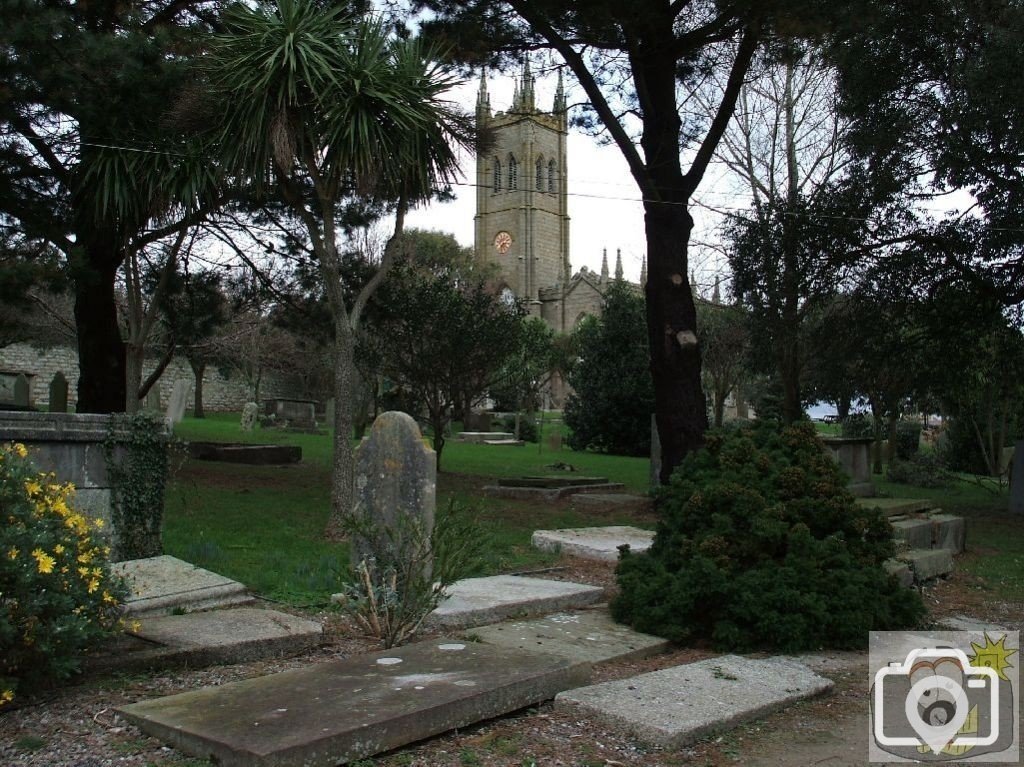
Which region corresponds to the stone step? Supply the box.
[470,609,670,666]
[425,575,603,630]
[113,555,254,616]
[899,547,954,583]
[554,654,833,748]
[117,638,589,767]
[531,526,655,562]
[90,608,323,673]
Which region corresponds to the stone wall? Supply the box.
[0,342,304,412]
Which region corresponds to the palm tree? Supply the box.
[205,0,471,534]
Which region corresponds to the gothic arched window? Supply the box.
[508,154,518,189]
[535,156,544,190]
[493,158,501,191]
[548,160,557,193]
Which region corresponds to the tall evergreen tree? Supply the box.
[0,0,220,411]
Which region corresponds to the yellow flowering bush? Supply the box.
[0,443,127,707]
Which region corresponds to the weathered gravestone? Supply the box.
[351,411,436,571]
[240,402,259,432]
[165,380,189,425]
[48,372,68,413]
[649,414,661,488]
[143,387,162,413]
[324,397,335,427]
[547,431,563,451]
[13,373,30,409]
[1010,441,1024,515]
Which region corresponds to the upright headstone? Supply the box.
[351,411,436,571]
[143,387,162,413]
[165,380,189,425]
[649,414,661,489]
[547,432,563,451]
[1010,441,1024,515]
[48,372,68,413]
[240,402,259,432]
[13,373,30,409]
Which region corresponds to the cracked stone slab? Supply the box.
[113,555,254,616]
[899,548,954,582]
[470,609,670,665]
[117,637,590,767]
[555,654,833,748]
[531,526,655,562]
[91,608,322,672]
[425,575,603,630]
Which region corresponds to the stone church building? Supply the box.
[474,62,642,332]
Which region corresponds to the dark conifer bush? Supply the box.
[612,422,924,651]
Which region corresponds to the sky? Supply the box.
[403,69,736,298]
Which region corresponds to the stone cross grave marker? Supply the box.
[240,402,258,432]
[48,372,69,413]
[165,380,190,425]
[351,411,436,573]
[1010,440,1024,515]
[13,373,30,409]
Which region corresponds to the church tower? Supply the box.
[474,62,570,321]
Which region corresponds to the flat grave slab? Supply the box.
[483,439,525,446]
[570,493,651,511]
[483,482,625,501]
[928,512,966,553]
[471,609,670,665]
[498,476,609,488]
[91,608,322,672]
[117,638,590,767]
[187,442,301,465]
[425,575,603,630]
[531,526,655,562]
[555,654,833,748]
[456,431,513,443]
[114,555,254,616]
[890,518,934,550]
[856,497,934,517]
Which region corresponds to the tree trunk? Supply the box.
[644,202,708,483]
[124,342,144,414]
[191,358,207,418]
[73,241,126,413]
[836,397,851,421]
[326,315,356,539]
[713,388,727,428]
[870,399,884,474]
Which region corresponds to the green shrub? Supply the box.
[893,422,922,460]
[0,443,128,707]
[886,454,953,488]
[612,422,924,651]
[840,412,874,439]
[502,415,538,443]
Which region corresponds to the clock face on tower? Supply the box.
[493,231,512,254]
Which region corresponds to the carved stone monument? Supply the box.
[49,372,69,413]
[351,411,436,571]
[165,380,190,426]
[240,402,259,432]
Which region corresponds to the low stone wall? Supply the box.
[0,412,166,561]
[0,342,303,413]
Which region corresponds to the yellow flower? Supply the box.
[102,590,116,604]
[130,620,142,633]
[53,544,65,555]
[78,567,90,578]
[1,690,13,704]
[86,577,100,594]
[93,518,104,529]
[6,547,18,560]
[13,443,27,458]
[31,548,55,574]
[24,479,41,496]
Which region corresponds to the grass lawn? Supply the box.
[166,413,650,605]
[166,412,1024,611]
